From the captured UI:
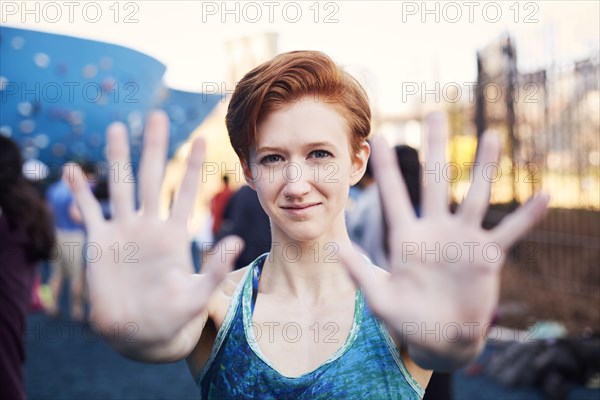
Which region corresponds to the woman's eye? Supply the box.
[261,154,283,164]
[311,150,332,159]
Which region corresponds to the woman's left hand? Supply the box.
[339,112,550,370]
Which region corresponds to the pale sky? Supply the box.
[4,1,599,115]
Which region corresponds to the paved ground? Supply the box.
[24,313,197,399]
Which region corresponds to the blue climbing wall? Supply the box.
[0,26,219,177]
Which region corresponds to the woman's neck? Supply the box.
[259,222,357,306]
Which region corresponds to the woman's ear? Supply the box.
[241,160,257,190]
[350,141,371,186]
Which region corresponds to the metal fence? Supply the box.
[474,34,599,329]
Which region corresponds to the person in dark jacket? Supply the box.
[217,185,271,270]
[0,136,55,400]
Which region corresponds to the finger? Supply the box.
[371,136,417,228]
[139,111,169,217]
[203,235,244,282]
[63,164,104,229]
[107,122,135,219]
[170,137,205,224]
[183,236,244,315]
[457,131,501,225]
[492,192,550,249]
[422,111,449,218]
[337,244,388,316]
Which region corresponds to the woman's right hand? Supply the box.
[65,111,242,346]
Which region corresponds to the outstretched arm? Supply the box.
[340,112,550,371]
[66,111,242,362]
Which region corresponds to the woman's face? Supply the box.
[244,97,369,243]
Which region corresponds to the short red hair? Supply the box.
[226,51,371,163]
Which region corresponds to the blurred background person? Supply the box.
[210,174,233,237]
[393,145,422,216]
[346,146,387,268]
[92,177,112,221]
[45,163,95,321]
[0,136,55,400]
[348,144,422,269]
[216,184,271,270]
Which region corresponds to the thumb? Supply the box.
[337,244,387,316]
[201,235,245,285]
[183,235,245,317]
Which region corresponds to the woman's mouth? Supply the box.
[280,203,321,216]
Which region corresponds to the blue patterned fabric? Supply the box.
[197,253,425,399]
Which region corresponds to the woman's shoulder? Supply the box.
[222,266,250,297]
[207,265,250,328]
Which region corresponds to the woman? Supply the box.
[65,51,550,398]
[0,136,55,400]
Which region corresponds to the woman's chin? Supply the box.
[278,226,326,245]
[271,214,345,246]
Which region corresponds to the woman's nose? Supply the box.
[281,162,311,199]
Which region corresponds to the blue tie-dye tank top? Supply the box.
[196,253,425,399]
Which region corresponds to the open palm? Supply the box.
[341,112,550,361]
[66,111,240,343]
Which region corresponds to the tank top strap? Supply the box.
[194,255,263,385]
[358,253,426,398]
[250,252,268,315]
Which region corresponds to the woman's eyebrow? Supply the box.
[256,146,285,154]
[255,142,337,155]
[303,141,337,149]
